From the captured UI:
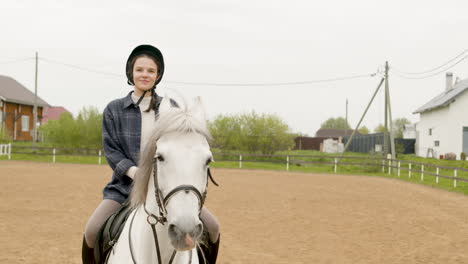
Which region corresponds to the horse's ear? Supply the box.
[159,96,172,116]
[191,96,207,122]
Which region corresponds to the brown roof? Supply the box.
[0,75,49,107]
[315,128,361,137]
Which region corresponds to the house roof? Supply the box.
[315,128,360,137]
[42,106,71,123]
[0,75,49,107]
[413,78,468,114]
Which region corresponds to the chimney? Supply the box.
[446,72,453,91]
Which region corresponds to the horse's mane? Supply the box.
[130,98,211,208]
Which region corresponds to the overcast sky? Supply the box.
[1,0,468,136]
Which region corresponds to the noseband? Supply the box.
[129,156,218,264]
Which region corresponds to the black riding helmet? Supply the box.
[126,44,164,107]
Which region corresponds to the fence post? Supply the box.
[388,159,391,175]
[53,148,56,164]
[421,165,424,181]
[382,160,385,173]
[98,150,102,165]
[8,143,12,160]
[409,163,412,178]
[286,155,289,171]
[398,161,400,177]
[239,154,242,169]
[436,167,439,184]
[454,169,457,188]
[334,158,337,173]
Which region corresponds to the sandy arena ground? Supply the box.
[1,160,468,263]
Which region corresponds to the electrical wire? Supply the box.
[0,57,33,65]
[391,53,468,79]
[391,49,468,75]
[40,58,123,78]
[39,56,377,86]
[166,73,377,86]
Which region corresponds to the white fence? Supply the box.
[0,143,11,160]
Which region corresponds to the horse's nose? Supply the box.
[192,223,203,239]
[168,222,203,250]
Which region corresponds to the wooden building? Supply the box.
[0,75,49,141]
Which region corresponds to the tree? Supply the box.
[209,111,294,154]
[208,114,241,151]
[358,126,369,135]
[392,117,411,138]
[374,124,385,133]
[374,118,411,137]
[40,106,102,148]
[320,117,350,129]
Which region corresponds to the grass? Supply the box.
[2,144,467,195]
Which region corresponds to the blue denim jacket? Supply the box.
[101,91,162,204]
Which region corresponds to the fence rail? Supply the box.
[4,145,468,188]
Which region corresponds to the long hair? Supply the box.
[130,100,211,209]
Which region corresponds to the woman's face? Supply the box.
[133,56,158,96]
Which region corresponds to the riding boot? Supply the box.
[82,236,95,264]
[198,234,220,264]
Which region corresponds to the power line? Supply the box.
[391,53,468,79]
[0,57,34,65]
[164,73,377,86]
[390,48,468,79]
[39,57,377,86]
[40,58,123,78]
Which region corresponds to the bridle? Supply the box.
[128,156,218,264]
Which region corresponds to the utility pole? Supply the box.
[33,52,38,147]
[384,61,389,157]
[386,62,396,160]
[345,98,348,129]
[341,78,385,155]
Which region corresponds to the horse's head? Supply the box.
[131,95,213,251]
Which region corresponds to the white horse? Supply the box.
[107,96,214,264]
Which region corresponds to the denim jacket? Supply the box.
[101,91,162,204]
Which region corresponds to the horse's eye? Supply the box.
[157,155,165,162]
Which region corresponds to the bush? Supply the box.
[0,126,12,143]
[461,152,466,161]
[444,152,457,160]
[39,106,102,149]
[209,111,295,154]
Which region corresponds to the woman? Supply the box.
[82,44,220,264]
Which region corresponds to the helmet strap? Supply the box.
[134,87,155,107]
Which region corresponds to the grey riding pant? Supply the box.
[84,199,220,247]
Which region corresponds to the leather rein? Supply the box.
[128,157,218,264]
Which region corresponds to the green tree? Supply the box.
[40,106,102,148]
[358,126,369,135]
[374,118,411,137]
[209,111,294,154]
[392,117,411,138]
[320,117,350,129]
[208,114,241,151]
[374,124,385,133]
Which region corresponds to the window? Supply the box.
[434,140,440,147]
[429,128,432,136]
[21,115,29,132]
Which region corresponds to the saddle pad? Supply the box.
[94,202,133,264]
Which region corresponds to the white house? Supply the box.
[413,72,468,159]
[403,124,416,139]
